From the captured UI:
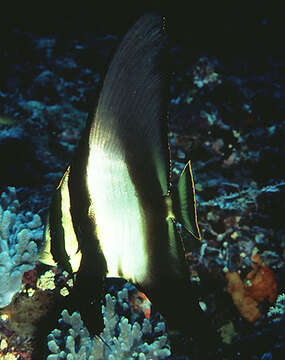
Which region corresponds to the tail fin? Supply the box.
[173,161,201,243]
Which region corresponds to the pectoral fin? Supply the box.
[38,218,57,267]
[173,161,201,241]
[167,217,186,263]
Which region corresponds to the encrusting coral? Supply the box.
[225,252,277,322]
[3,289,55,338]
[225,271,262,322]
[47,284,171,359]
[245,253,277,304]
[0,187,43,308]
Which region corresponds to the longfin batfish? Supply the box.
[39,13,216,346]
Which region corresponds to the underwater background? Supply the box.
[0,4,285,359]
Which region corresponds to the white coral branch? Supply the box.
[267,293,285,322]
[47,287,171,360]
[0,187,43,308]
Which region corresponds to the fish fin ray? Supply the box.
[38,218,57,267]
[173,161,201,242]
[90,13,171,194]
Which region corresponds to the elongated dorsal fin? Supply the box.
[173,161,201,241]
[88,13,171,196]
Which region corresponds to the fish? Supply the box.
[38,13,218,351]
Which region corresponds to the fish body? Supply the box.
[39,13,212,344]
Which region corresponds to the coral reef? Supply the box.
[267,293,285,322]
[3,289,55,337]
[219,321,238,344]
[225,252,277,322]
[225,270,262,322]
[129,291,151,319]
[192,56,222,90]
[245,253,277,304]
[1,17,285,359]
[47,284,171,359]
[0,187,43,308]
[0,266,73,359]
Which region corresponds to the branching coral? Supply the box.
[0,187,43,308]
[225,253,277,322]
[47,284,171,359]
[267,293,285,322]
[193,57,222,90]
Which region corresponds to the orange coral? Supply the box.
[245,253,277,304]
[225,271,261,322]
[225,252,277,322]
[129,291,151,319]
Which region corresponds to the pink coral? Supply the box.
[22,268,38,287]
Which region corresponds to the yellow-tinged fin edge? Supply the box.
[38,166,82,273]
[38,217,57,267]
[173,160,201,241]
